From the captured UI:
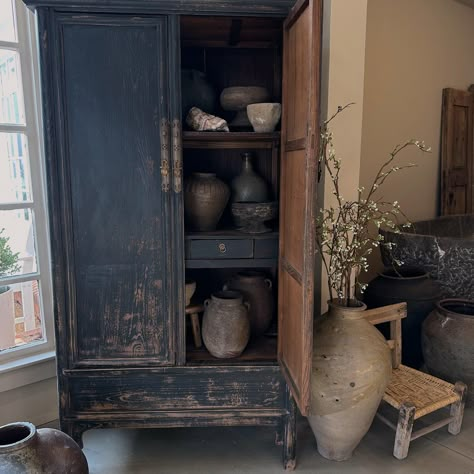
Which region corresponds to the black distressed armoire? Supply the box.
[22,0,322,468]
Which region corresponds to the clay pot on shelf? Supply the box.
[202,291,250,358]
[220,86,270,129]
[231,153,269,203]
[184,173,230,231]
[223,271,274,337]
[364,266,440,368]
[181,69,217,119]
[247,103,282,132]
[0,422,89,473]
[422,299,474,406]
[308,301,391,461]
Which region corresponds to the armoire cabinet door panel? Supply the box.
[57,15,173,365]
[278,0,322,416]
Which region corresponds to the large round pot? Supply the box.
[231,153,268,203]
[364,266,440,368]
[184,173,230,231]
[181,69,217,119]
[422,299,474,406]
[309,302,392,461]
[202,291,250,358]
[0,422,88,473]
[223,271,274,337]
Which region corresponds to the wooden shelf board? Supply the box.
[187,336,277,365]
[185,230,279,240]
[185,258,278,269]
[183,131,280,149]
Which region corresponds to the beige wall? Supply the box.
[360,0,474,277]
[319,0,368,310]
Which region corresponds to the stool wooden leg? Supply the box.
[190,313,202,348]
[448,382,467,435]
[393,402,415,460]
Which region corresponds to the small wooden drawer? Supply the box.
[254,237,278,258]
[186,239,254,259]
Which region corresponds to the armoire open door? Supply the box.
[278,0,322,416]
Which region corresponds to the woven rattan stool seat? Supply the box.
[383,364,461,420]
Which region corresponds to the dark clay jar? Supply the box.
[422,299,474,406]
[0,422,89,473]
[364,266,440,368]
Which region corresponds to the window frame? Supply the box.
[0,0,55,368]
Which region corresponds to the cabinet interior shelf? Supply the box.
[187,336,277,365]
[183,131,280,149]
[185,230,279,239]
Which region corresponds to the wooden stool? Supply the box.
[366,303,468,460]
[186,304,203,348]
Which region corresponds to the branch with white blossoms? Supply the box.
[317,104,431,307]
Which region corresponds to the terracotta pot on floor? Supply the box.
[0,422,89,473]
[308,301,392,461]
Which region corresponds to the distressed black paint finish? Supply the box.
[23,0,294,17]
[30,3,301,470]
[58,15,173,364]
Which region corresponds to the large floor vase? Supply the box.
[422,299,474,407]
[308,302,392,461]
[0,422,88,473]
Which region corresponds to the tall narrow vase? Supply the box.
[308,302,391,461]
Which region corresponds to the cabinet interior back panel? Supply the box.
[60,18,172,363]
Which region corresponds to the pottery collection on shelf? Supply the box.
[247,103,282,132]
[0,422,89,473]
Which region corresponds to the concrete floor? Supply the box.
[47,406,474,473]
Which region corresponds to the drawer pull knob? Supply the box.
[218,243,227,253]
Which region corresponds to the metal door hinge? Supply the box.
[160,118,170,192]
[172,119,183,193]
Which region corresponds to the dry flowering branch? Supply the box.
[316,104,431,306]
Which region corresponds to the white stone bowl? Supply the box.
[247,103,282,133]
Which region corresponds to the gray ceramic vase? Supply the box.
[202,291,250,358]
[422,299,474,406]
[308,302,392,461]
[0,422,89,473]
[184,173,230,231]
[231,153,268,203]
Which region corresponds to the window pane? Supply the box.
[0,0,16,42]
[0,132,32,204]
[0,280,44,351]
[0,49,25,124]
[0,209,37,278]
[0,132,32,203]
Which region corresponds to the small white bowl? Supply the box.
[247,103,282,133]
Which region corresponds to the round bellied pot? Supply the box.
[422,299,474,406]
[223,271,274,337]
[364,266,440,368]
[231,153,269,203]
[202,291,250,359]
[308,301,392,461]
[0,422,89,473]
[184,173,230,231]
